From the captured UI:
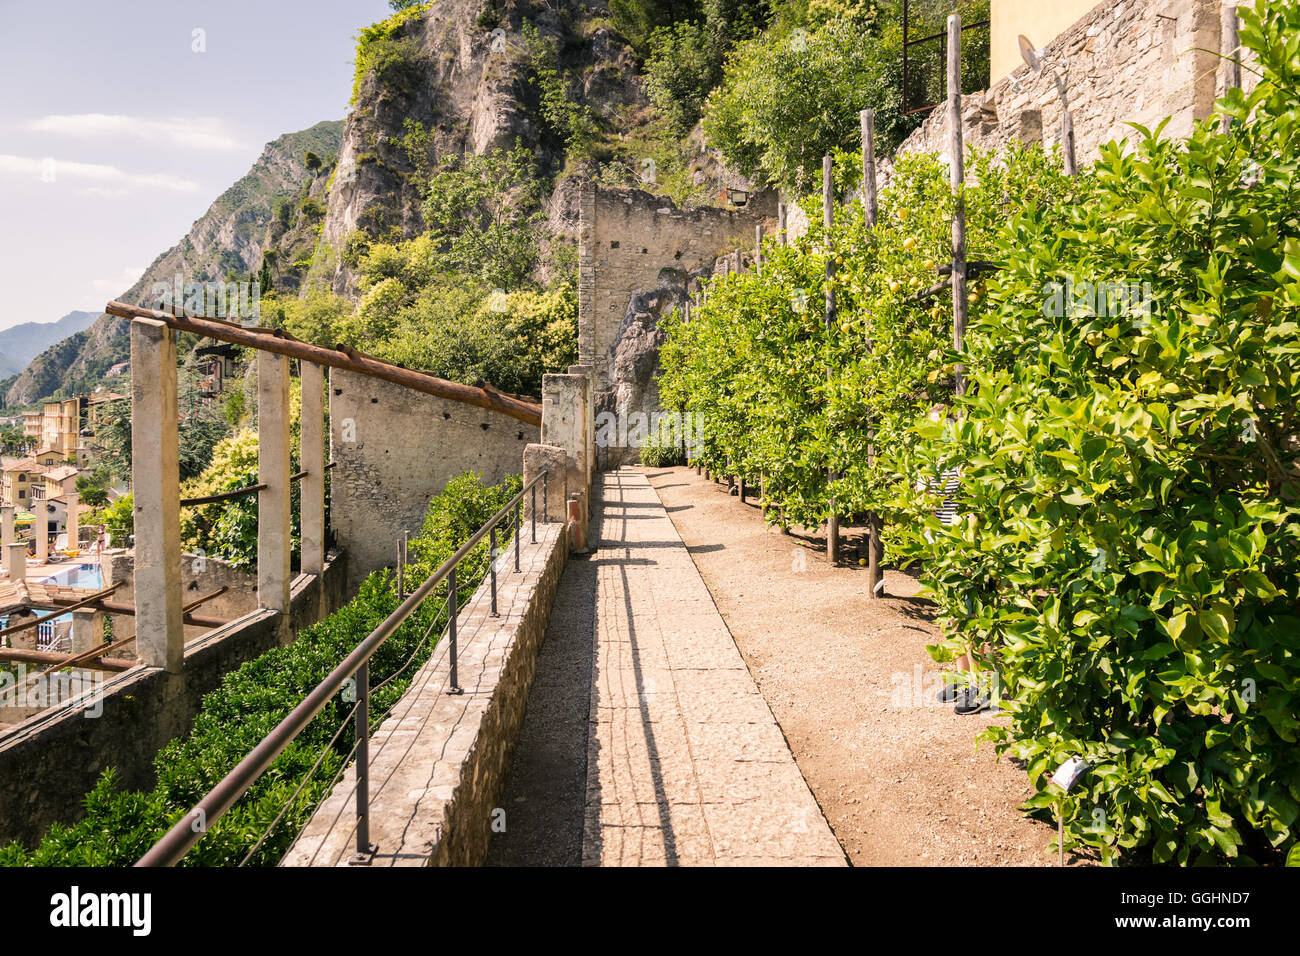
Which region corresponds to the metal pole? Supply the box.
[531,485,537,543]
[396,538,404,600]
[542,472,548,522]
[823,154,840,566]
[352,660,373,863]
[448,567,462,694]
[489,527,498,617]
[514,500,521,572]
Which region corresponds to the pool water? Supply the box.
[42,563,103,589]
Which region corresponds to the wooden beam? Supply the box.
[105,301,544,427]
[0,583,123,639]
[0,647,135,672]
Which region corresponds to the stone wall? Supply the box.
[328,368,538,591]
[579,185,766,467]
[283,521,568,867]
[893,0,1253,173]
[0,554,348,849]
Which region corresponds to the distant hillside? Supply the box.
[4,120,344,407]
[0,311,98,379]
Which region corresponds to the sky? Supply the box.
[0,0,395,332]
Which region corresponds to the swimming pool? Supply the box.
[41,563,103,589]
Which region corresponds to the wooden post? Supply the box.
[778,202,788,247]
[755,224,763,273]
[1221,4,1240,134]
[860,109,878,230]
[861,108,884,599]
[948,14,969,399]
[1059,88,1077,178]
[823,154,840,565]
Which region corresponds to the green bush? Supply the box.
[0,471,522,867]
[644,21,724,134]
[887,0,1300,865]
[701,2,986,190]
[351,2,434,105]
[660,0,1300,864]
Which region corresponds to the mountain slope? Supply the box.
[4,120,344,407]
[0,311,98,378]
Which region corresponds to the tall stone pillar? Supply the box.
[542,373,590,542]
[257,350,292,613]
[65,491,79,551]
[299,361,325,578]
[34,516,47,564]
[0,505,14,569]
[130,318,184,672]
[567,363,595,490]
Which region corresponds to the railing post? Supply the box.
[489,527,498,617]
[530,485,537,543]
[543,472,548,521]
[350,659,374,864]
[300,360,325,578]
[130,317,184,673]
[514,499,521,572]
[257,350,292,613]
[447,566,462,695]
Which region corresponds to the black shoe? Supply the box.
[954,687,989,715]
[936,678,961,703]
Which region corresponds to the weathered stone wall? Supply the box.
[893,0,1252,174]
[283,521,568,867]
[579,186,765,468]
[0,555,348,849]
[328,369,538,591]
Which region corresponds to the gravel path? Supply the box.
[647,465,1064,866]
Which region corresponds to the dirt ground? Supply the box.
[647,465,1076,866]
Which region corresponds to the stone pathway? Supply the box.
[580,469,845,866]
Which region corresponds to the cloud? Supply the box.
[0,154,199,193]
[27,113,243,151]
[89,266,146,295]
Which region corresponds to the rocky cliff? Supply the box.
[317,0,644,294]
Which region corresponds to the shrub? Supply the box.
[351,2,433,105]
[644,21,723,134]
[661,0,1300,865]
[888,0,1300,865]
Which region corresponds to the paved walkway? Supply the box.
[578,469,844,866]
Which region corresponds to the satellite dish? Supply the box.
[1018,34,1043,71]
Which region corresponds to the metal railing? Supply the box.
[136,468,550,867]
